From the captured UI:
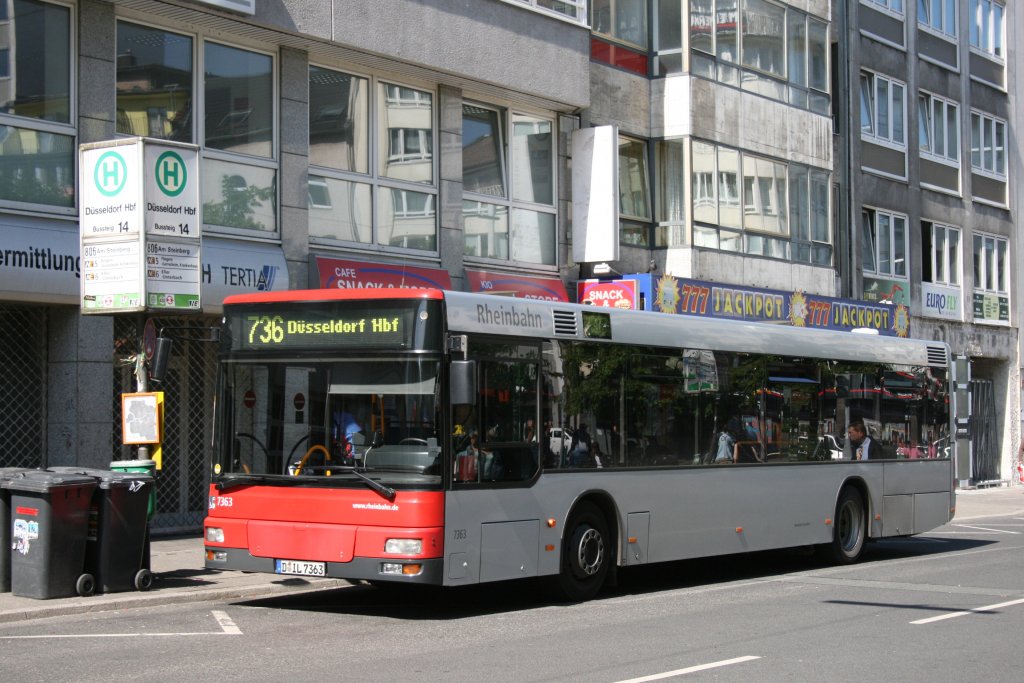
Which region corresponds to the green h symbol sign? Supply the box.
[94,151,128,197]
[155,151,187,197]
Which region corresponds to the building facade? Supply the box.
[0,0,1015,532]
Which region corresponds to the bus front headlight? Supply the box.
[384,538,422,554]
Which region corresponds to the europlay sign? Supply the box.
[80,138,201,314]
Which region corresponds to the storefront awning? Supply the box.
[315,256,452,290]
[465,268,568,302]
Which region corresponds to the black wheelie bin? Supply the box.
[0,467,34,592]
[49,467,155,593]
[3,470,97,599]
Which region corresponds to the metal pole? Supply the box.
[135,315,149,462]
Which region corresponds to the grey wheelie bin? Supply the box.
[3,470,97,599]
[0,468,34,592]
[50,467,155,593]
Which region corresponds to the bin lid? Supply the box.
[1,470,97,493]
[0,467,36,480]
[109,459,157,469]
[48,467,154,490]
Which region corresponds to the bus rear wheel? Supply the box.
[825,488,866,564]
[553,502,609,602]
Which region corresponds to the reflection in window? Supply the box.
[308,176,372,243]
[511,209,556,264]
[591,0,648,49]
[117,22,193,142]
[308,66,368,173]
[969,0,1004,59]
[619,136,650,220]
[742,154,787,235]
[741,0,784,78]
[463,106,555,265]
[683,0,827,113]
[511,115,553,205]
[202,158,276,232]
[0,0,73,210]
[379,82,433,184]
[0,0,70,123]
[463,200,509,259]
[0,125,74,207]
[204,42,273,158]
[378,187,436,250]
[463,105,506,197]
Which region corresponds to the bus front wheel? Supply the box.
[825,488,866,564]
[554,502,609,602]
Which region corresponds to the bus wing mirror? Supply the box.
[371,430,385,448]
[450,360,477,405]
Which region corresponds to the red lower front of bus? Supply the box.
[203,484,445,583]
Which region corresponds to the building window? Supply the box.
[117,22,278,234]
[919,0,957,38]
[619,135,651,247]
[918,92,958,163]
[308,66,437,252]
[202,41,275,234]
[116,22,193,141]
[503,0,587,24]
[685,0,828,114]
[308,66,369,174]
[862,207,907,279]
[0,0,74,211]
[973,233,1007,294]
[592,0,648,49]
[970,111,1006,178]
[863,0,904,15]
[689,139,830,263]
[860,71,906,147]
[462,102,556,265]
[921,221,960,286]
[969,0,1004,60]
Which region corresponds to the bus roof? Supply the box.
[223,288,949,368]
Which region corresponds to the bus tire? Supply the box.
[826,487,866,564]
[554,502,609,602]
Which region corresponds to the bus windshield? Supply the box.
[218,355,442,485]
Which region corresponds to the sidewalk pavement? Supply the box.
[2,486,1023,624]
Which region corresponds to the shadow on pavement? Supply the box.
[234,535,994,620]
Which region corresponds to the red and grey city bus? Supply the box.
[204,287,954,600]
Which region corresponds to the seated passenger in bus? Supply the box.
[846,420,876,460]
[455,431,484,482]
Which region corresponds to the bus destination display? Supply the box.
[229,307,415,351]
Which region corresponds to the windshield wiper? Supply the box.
[298,465,396,500]
[214,473,305,492]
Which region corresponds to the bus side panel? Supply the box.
[443,489,560,586]
[443,463,905,586]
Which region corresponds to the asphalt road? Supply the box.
[1,511,1021,682]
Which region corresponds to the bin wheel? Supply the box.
[76,573,95,597]
[134,568,154,591]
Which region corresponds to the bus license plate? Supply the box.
[275,559,326,577]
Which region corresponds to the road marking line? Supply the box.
[211,610,241,634]
[954,524,1020,534]
[0,611,242,639]
[911,597,1024,625]
[614,656,761,682]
